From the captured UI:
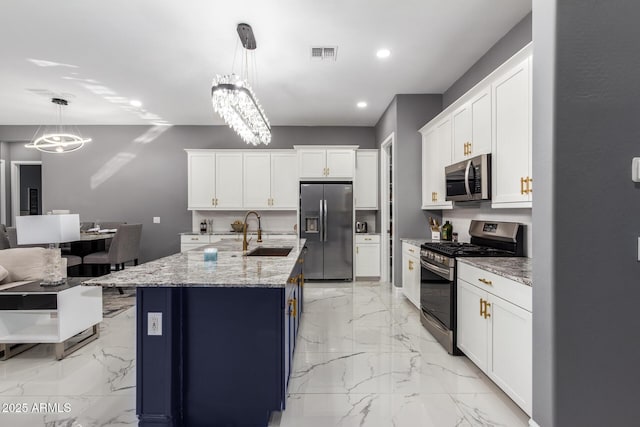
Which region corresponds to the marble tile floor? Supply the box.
[0,281,529,426]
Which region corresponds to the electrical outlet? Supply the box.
[153,217,161,224]
[148,312,162,336]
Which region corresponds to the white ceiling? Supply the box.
[0,0,531,126]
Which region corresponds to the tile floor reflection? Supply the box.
[0,281,529,426]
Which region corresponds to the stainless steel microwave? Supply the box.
[445,154,491,201]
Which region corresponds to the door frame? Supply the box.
[11,160,42,223]
[0,159,5,225]
[380,133,394,285]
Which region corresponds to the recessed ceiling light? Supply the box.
[376,49,391,59]
[130,100,142,108]
[357,101,368,109]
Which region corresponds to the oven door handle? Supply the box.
[421,258,452,280]
[464,159,472,199]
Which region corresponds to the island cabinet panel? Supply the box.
[135,256,305,427]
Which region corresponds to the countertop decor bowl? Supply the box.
[231,223,244,232]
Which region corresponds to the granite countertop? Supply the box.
[83,238,306,289]
[457,257,532,287]
[400,237,433,247]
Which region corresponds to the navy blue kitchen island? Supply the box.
[84,238,305,427]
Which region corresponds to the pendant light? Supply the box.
[26,97,91,154]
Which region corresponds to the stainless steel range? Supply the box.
[419,220,524,354]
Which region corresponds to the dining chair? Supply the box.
[83,224,142,293]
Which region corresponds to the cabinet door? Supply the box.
[326,149,355,178]
[452,103,471,162]
[188,153,216,210]
[355,151,378,209]
[421,126,437,208]
[423,116,453,209]
[270,152,298,209]
[243,152,271,208]
[355,243,380,277]
[470,87,492,156]
[402,252,420,308]
[215,152,244,208]
[492,57,532,207]
[456,279,488,371]
[487,294,532,415]
[298,149,326,178]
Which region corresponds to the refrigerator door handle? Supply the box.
[323,199,328,242]
[319,199,324,242]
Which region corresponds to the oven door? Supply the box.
[420,258,453,329]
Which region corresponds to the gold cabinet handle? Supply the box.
[212,198,215,206]
[365,238,372,241]
[299,273,304,287]
[356,246,359,254]
[291,298,297,317]
[484,301,491,319]
[408,248,414,253]
[520,177,525,195]
[480,298,484,316]
[527,177,533,194]
[190,237,198,241]
[467,142,472,155]
[478,278,493,286]
[408,260,414,271]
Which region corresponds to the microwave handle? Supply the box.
[464,160,472,198]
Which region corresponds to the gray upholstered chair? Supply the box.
[0,226,10,250]
[80,221,95,232]
[83,224,142,290]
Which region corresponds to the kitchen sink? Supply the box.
[246,246,293,257]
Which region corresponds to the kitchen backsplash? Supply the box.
[192,211,298,234]
[442,204,532,257]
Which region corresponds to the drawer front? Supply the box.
[355,234,380,244]
[458,262,531,312]
[180,235,209,244]
[402,242,419,257]
[0,294,57,310]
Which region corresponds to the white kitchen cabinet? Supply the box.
[457,261,532,416]
[401,242,420,308]
[243,152,271,209]
[180,234,222,252]
[215,152,244,208]
[420,116,453,210]
[296,147,356,179]
[270,152,298,209]
[355,234,380,277]
[492,56,532,208]
[188,152,216,210]
[244,151,298,209]
[452,88,492,163]
[355,150,378,209]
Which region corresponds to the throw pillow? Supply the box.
[0,265,8,282]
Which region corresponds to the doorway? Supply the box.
[380,133,394,284]
[0,159,5,225]
[11,161,43,223]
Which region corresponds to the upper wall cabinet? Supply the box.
[492,57,532,208]
[186,150,297,211]
[296,146,357,179]
[421,116,453,210]
[355,150,378,210]
[243,151,298,209]
[188,151,243,210]
[452,87,492,163]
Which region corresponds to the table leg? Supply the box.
[0,343,38,361]
[55,324,100,360]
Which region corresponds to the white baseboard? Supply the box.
[529,419,541,427]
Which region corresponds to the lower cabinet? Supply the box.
[355,234,380,278]
[401,242,420,308]
[180,234,222,252]
[457,262,532,416]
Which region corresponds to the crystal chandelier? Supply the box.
[25,98,91,153]
[211,23,271,146]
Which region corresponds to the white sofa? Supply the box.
[0,248,67,290]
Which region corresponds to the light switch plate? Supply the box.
[632,158,640,182]
[153,217,161,224]
[148,312,162,336]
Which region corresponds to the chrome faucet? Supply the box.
[243,211,263,252]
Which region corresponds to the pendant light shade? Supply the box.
[26,98,91,154]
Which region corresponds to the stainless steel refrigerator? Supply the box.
[300,182,353,280]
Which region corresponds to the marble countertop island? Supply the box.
[457,257,532,287]
[83,238,306,288]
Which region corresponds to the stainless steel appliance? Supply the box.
[420,220,523,354]
[445,154,491,202]
[300,183,353,280]
[355,221,368,233]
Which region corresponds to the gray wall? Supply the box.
[0,125,374,262]
[443,12,532,108]
[533,1,640,425]
[375,95,441,286]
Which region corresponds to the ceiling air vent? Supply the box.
[311,46,338,61]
